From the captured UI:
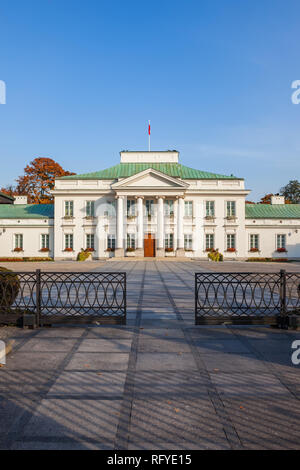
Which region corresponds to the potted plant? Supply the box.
[276,247,287,253]
[106,247,115,252]
[63,247,74,252]
[250,247,259,252]
[165,247,174,252]
[226,247,236,252]
[39,247,50,253]
[13,247,23,252]
[126,247,135,252]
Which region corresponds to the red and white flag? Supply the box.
[148,121,151,135]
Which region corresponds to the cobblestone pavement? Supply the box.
[0,260,300,450]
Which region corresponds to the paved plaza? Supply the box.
[0,260,300,449]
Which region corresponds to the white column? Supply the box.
[173,199,178,251]
[116,196,124,252]
[177,196,184,255]
[158,197,164,249]
[137,197,144,250]
[177,197,184,248]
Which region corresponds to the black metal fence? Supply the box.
[0,270,126,325]
[195,270,300,325]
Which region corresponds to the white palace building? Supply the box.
[0,150,300,260]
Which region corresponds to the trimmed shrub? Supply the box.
[0,267,20,308]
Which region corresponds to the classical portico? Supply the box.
[112,156,188,257]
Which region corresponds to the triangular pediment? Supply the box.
[111,168,188,189]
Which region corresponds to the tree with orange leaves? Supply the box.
[15,158,75,203]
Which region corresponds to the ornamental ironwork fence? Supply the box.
[0,270,126,326]
[195,270,300,325]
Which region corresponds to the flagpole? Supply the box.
[148,120,151,151]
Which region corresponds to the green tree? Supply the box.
[280,180,300,204]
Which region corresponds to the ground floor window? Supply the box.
[205,234,214,250]
[127,233,136,250]
[86,234,95,250]
[64,234,74,250]
[184,234,193,250]
[277,234,286,250]
[226,234,236,250]
[165,233,174,249]
[107,234,115,250]
[41,234,49,249]
[14,234,23,250]
[250,234,259,250]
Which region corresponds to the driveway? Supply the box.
[0,260,300,449]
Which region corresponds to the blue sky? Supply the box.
[0,0,299,201]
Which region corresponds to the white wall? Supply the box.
[0,220,54,258]
[246,220,300,259]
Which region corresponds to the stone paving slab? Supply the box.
[136,353,198,371]
[77,339,132,353]
[47,371,126,397]
[66,352,130,371]
[18,338,78,352]
[6,352,69,370]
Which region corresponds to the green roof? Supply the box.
[60,163,241,180]
[0,204,54,219]
[246,204,300,219]
[0,192,14,201]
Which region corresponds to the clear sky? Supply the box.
[0,0,299,201]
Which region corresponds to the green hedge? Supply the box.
[0,267,20,308]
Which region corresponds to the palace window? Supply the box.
[205,234,214,250]
[64,234,74,250]
[226,234,236,250]
[64,201,74,217]
[184,201,193,217]
[127,199,136,216]
[165,233,174,249]
[184,234,193,250]
[107,234,115,250]
[86,234,95,250]
[41,234,49,249]
[145,200,154,216]
[86,201,95,217]
[206,201,215,217]
[14,234,23,250]
[277,234,286,250]
[127,233,136,249]
[250,234,259,250]
[226,201,236,217]
[106,200,116,217]
[164,200,174,216]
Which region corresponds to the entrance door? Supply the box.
[144,233,155,257]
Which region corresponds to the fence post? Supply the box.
[195,273,197,325]
[124,272,127,325]
[36,269,41,328]
[279,269,287,328]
